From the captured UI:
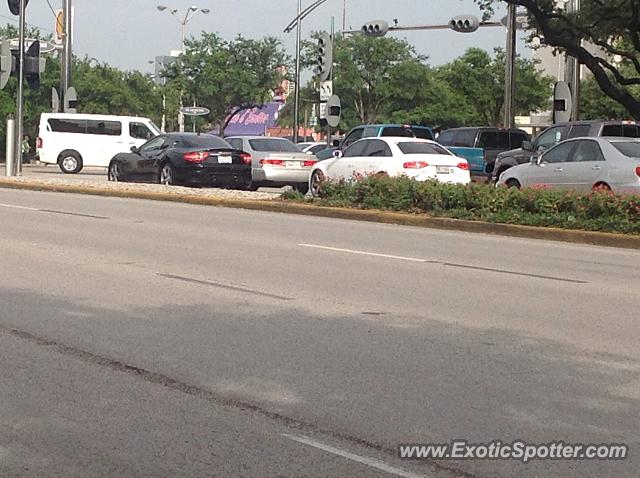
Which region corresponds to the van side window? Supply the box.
[48,118,86,133]
[437,131,455,145]
[454,129,477,147]
[86,120,122,136]
[130,122,154,140]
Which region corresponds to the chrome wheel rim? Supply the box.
[311,171,323,197]
[160,165,172,185]
[62,156,77,172]
[108,164,119,181]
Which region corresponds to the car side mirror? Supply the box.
[130,146,139,153]
[530,155,538,164]
[333,150,343,159]
[332,139,341,148]
[522,140,533,152]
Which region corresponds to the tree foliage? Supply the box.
[294,34,552,131]
[474,0,640,119]
[437,48,553,126]
[166,33,288,135]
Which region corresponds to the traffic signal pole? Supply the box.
[15,0,26,174]
[293,0,301,144]
[504,3,517,129]
[60,0,72,99]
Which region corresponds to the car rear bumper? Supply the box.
[260,168,311,185]
[175,165,251,186]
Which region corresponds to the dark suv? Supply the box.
[315,124,435,161]
[437,127,530,180]
[491,120,640,182]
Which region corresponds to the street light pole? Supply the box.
[15,0,27,175]
[504,3,517,128]
[157,5,210,132]
[293,0,302,143]
[284,0,330,144]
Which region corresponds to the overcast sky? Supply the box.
[2,0,529,73]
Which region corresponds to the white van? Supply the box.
[36,113,161,173]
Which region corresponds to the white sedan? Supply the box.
[308,137,470,197]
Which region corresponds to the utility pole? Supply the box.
[60,0,72,98]
[293,0,302,143]
[565,0,581,121]
[503,3,516,129]
[342,0,346,31]
[15,0,26,174]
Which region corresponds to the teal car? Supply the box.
[316,124,435,161]
[437,127,530,180]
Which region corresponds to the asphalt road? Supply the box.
[1,188,639,478]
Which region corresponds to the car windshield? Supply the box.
[381,127,434,140]
[249,138,300,153]
[611,142,640,158]
[182,135,231,149]
[397,142,451,155]
[148,121,162,135]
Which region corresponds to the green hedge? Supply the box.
[287,176,640,234]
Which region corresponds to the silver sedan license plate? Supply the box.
[286,160,299,168]
[436,166,451,174]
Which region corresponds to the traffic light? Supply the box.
[23,39,44,89]
[7,0,29,16]
[0,39,12,89]
[0,38,46,90]
[449,15,480,33]
[361,20,389,37]
[314,33,332,82]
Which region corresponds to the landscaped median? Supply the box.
[1,175,640,250]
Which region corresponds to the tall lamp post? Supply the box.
[156,5,209,132]
[156,5,210,52]
[284,0,330,144]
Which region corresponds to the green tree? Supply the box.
[167,33,288,135]
[437,48,553,126]
[474,0,640,119]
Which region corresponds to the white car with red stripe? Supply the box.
[226,136,316,193]
[308,137,470,197]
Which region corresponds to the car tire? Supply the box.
[58,150,83,174]
[107,162,123,182]
[244,181,259,191]
[505,179,521,189]
[310,170,325,198]
[293,183,309,195]
[159,163,176,186]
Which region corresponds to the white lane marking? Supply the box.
[282,434,427,478]
[0,202,39,211]
[299,244,429,263]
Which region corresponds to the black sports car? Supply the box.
[107,133,253,188]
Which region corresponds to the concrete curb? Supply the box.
[1,178,639,250]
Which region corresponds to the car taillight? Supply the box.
[260,159,285,166]
[36,137,42,148]
[403,161,429,169]
[457,162,470,170]
[303,159,317,167]
[240,152,252,165]
[183,151,209,163]
[636,166,640,177]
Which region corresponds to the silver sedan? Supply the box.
[226,136,316,193]
[497,137,640,193]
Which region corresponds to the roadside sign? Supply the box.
[553,81,572,123]
[325,95,342,128]
[9,38,58,53]
[55,9,64,45]
[500,12,530,30]
[320,80,333,102]
[180,106,210,116]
